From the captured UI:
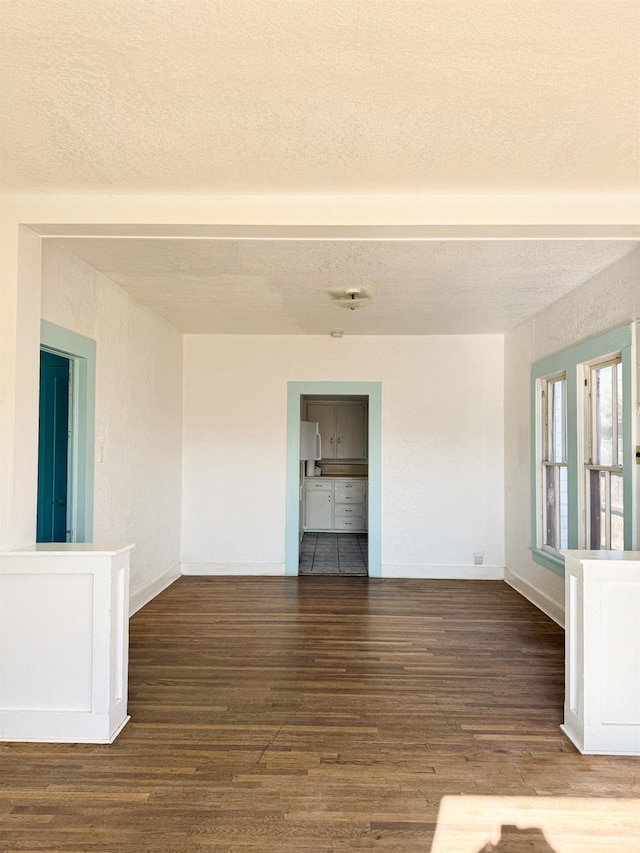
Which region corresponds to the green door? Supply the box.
[37,350,70,542]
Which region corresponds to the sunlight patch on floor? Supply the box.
[430,795,640,853]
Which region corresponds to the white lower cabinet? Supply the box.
[303,478,367,533]
[303,488,333,530]
[334,481,366,532]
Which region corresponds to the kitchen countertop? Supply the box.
[305,475,368,480]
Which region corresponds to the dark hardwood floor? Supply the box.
[1,577,639,852]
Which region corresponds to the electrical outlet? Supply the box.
[474,552,484,565]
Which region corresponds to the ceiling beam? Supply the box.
[1,193,637,239]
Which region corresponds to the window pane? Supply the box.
[611,472,624,550]
[545,465,558,549]
[588,469,605,549]
[616,362,623,466]
[546,379,565,462]
[599,472,608,549]
[559,465,568,550]
[594,365,613,466]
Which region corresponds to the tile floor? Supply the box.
[298,532,368,576]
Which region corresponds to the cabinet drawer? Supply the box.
[334,481,366,495]
[334,518,365,531]
[334,492,364,504]
[304,479,332,491]
[334,504,363,518]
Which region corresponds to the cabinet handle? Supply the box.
[337,437,341,443]
[345,509,352,513]
[330,437,334,443]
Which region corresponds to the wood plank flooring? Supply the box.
[1,577,639,852]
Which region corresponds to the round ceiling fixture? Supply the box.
[330,288,370,310]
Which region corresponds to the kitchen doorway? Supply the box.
[299,393,368,576]
[285,381,381,577]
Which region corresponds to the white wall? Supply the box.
[504,248,640,624]
[1,194,634,555]
[0,228,42,550]
[40,241,183,603]
[182,334,504,576]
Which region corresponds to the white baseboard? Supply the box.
[381,564,505,580]
[0,710,129,744]
[180,562,286,576]
[129,563,181,616]
[504,567,565,627]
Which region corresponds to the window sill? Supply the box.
[530,547,565,576]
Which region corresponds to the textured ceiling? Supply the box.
[2,1,639,193]
[53,238,639,334]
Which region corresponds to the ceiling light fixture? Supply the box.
[330,288,370,310]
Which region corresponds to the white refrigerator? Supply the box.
[300,421,321,475]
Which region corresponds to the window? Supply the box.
[540,375,568,553]
[585,357,624,550]
[530,326,632,574]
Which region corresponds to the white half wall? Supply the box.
[182,334,504,576]
[40,241,183,600]
[504,248,640,623]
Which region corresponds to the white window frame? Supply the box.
[537,372,568,557]
[530,324,634,576]
[581,354,624,550]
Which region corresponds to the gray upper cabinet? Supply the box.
[305,402,367,461]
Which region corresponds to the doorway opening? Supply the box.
[37,320,96,543]
[286,381,382,577]
[299,394,369,576]
[37,350,71,541]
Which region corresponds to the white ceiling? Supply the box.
[10,3,639,333]
[3,0,639,194]
[53,238,639,334]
